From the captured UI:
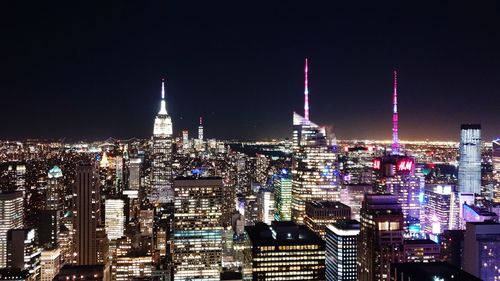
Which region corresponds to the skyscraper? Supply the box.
[273,170,292,221]
[326,220,360,281]
[245,221,326,281]
[104,198,126,240]
[128,158,141,190]
[198,116,204,140]
[291,58,339,224]
[7,228,41,279]
[0,191,23,268]
[150,79,173,203]
[458,124,482,194]
[492,139,500,202]
[304,201,351,239]
[47,165,63,211]
[358,194,404,281]
[73,163,100,265]
[463,221,500,281]
[172,177,223,281]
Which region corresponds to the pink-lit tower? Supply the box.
[304,58,310,121]
[391,70,400,155]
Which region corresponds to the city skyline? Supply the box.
[2,1,500,141]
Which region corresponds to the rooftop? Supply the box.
[245,221,324,246]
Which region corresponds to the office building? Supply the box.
[463,221,500,281]
[273,171,292,221]
[292,59,339,225]
[358,194,404,281]
[38,210,58,249]
[458,124,482,195]
[40,248,61,281]
[73,163,101,265]
[46,165,63,211]
[257,189,274,225]
[172,177,223,281]
[7,228,41,280]
[403,239,440,263]
[198,117,204,140]
[128,158,141,190]
[424,185,459,235]
[325,220,360,281]
[245,221,326,281]
[113,255,153,281]
[340,184,372,221]
[105,198,126,240]
[304,201,351,239]
[0,268,31,281]
[0,191,23,268]
[390,262,481,281]
[150,80,174,203]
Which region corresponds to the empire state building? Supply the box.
[150,79,173,203]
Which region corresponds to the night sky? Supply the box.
[2,1,499,141]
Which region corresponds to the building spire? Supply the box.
[159,78,168,115]
[304,58,309,121]
[199,116,203,125]
[391,70,400,155]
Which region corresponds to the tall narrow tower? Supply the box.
[151,79,173,203]
[304,58,310,121]
[391,70,400,155]
[198,117,204,141]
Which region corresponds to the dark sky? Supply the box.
[1,1,499,141]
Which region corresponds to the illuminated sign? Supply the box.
[396,158,414,172]
[373,159,381,170]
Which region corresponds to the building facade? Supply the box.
[458,124,482,195]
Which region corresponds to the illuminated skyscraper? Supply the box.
[391,71,400,155]
[198,117,204,140]
[273,171,292,221]
[40,248,61,281]
[245,221,325,280]
[73,163,100,265]
[7,228,42,279]
[0,191,23,268]
[104,198,126,240]
[173,177,223,281]
[326,220,360,281]
[304,201,351,239]
[47,165,63,211]
[458,124,482,195]
[291,58,339,224]
[358,194,404,281]
[492,139,500,202]
[151,79,173,203]
[424,185,459,235]
[128,158,141,190]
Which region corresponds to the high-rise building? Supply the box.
[291,59,339,225]
[245,221,326,281]
[73,163,101,265]
[325,220,360,281]
[0,191,23,268]
[493,139,500,202]
[172,177,223,281]
[104,198,126,240]
[150,79,174,203]
[182,130,189,147]
[198,117,204,141]
[7,228,41,279]
[403,239,440,263]
[40,248,61,281]
[128,158,141,190]
[463,221,500,281]
[38,210,59,249]
[257,189,274,225]
[273,170,292,221]
[113,255,153,281]
[304,201,351,239]
[358,194,404,281]
[458,124,482,195]
[424,184,459,235]
[54,264,106,281]
[340,184,372,221]
[47,165,63,211]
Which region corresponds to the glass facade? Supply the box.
[458,124,481,194]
